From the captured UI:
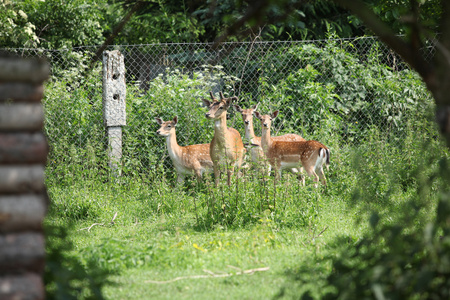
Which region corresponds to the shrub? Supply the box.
[258,38,433,143]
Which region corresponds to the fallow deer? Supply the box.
[233,103,305,175]
[254,111,330,187]
[156,116,213,184]
[202,92,245,186]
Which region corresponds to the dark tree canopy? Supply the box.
[1,0,441,46]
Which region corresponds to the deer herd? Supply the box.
[156,91,330,188]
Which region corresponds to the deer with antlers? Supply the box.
[156,116,213,184]
[254,110,330,187]
[202,92,245,186]
[233,103,305,175]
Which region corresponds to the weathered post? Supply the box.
[0,55,50,300]
[102,50,126,176]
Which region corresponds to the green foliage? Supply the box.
[1,0,443,49]
[0,0,39,47]
[15,0,107,48]
[277,127,450,299]
[45,223,110,300]
[192,0,363,41]
[367,0,441,36]
[193,175,323,229]
[81,238,157,273]
[117,2,204,44]
[44,56,107,186]
[258,38,433,142]
[320,148,450,300]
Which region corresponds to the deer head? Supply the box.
[155,116,178,136]
[234,103,259,125]
[254,110,279,129]
[202,92,237,120]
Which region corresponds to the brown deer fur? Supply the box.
[234,104,305,175]
[202,92,245,186]
[254,111,330,187]
[156,116,213,184]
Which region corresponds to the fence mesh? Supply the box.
[2,37,437,181]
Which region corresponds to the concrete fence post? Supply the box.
[102,50,126,176]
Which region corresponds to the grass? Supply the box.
[47,182,366,299]
[44,134,447,299]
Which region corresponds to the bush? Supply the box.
[45,224,110,300]
[277,132,450,299]
[258,38,433,143]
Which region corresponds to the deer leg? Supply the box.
[227,165,235,186]
[299,166,305,186]
[274,160,282,183]
[316,166,327,187]
[304,166,319,188]
[297,166,306,186]
[194,169,203,183]
[213,164,220,187]
[177,173,185,185]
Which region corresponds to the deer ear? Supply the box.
[254,111,262,120]
[233,105,242,113]
[155,118,163,125]
[225,97,232,107]
[271,111,279,119]
[201,98,211,107]
[173,116,178,125]
[253,103,259,111]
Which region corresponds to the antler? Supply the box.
[219,92,225,99]
[209,91,216,100]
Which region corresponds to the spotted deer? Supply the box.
[156,116,213,184]
[254,111,330,187]
[233,103,305,175]
[202,92,245,186]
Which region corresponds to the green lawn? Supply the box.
[44,138,445,299]
[45,174,375,299]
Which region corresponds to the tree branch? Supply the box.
[88,1,145,72]
[332,0,433,83]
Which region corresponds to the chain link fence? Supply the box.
[2,37,437,181]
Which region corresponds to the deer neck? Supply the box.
[244,120,257,143]
[214,114,228,145]
[166,131,182,160]
[260,126,273,151]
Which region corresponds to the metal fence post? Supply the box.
[102,50,126,176]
